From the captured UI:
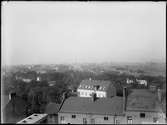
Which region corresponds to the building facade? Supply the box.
[77,79,116,98]
[58,96,125,124]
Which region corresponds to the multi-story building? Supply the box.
[58,95,125,124]
[77,79,116,98]
[58,88,166,124]
[125,89,166,124]
[136,79,147,86]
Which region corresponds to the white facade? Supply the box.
[77,89,106,98]
[136,79,147,86]
[126,78,134,84]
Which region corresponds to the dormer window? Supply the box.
[99,86,102,90]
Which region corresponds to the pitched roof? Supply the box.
[127,89,162,112]
[3,96,27,123]
[78,80,112,91]
[1,95,10,110]
[59,96,123,115]
[45,102,60,114]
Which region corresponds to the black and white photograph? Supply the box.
[1,1,166,124]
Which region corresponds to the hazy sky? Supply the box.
[2,2,166,65]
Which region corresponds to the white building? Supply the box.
[126,78,134,84]
[136,79,147,86]
[77,79,116,98]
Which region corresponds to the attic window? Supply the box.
[28,117,32,119]
[140,113,145,118]
[34,114,38,116]
[99,86,102,90]
[104,117,108,120]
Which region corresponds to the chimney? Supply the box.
[157,88,161,102]
[123,87,127,112]
[9,92,16,100]
[92,93,97,102]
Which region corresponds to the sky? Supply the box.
[2,2,166,65]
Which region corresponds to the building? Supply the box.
[125,89,166,124]
[45,103,60,124]
[58,88,166,124]
[17,114,48,124]
[2,93,28,123]
[126,78,134,84]
[149,83,159,92]
[58,95,125,124]
[136,79,147,86]
[77,79,116,98]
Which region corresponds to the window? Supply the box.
[127,116,132,124]
[140,113,145,118]
[104,117,108,120]
[72,115,76,119]
[115,119,120,124]
[60,116,64,121]
[91,118,95,124]
[83,118,87,124]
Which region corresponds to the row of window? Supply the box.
[60,115,109,121]
[61,114,159,124]
[127,114,159,124]
[79,85,106,90]
[79,92,105,97]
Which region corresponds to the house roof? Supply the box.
[126,89,162,112]
[78,80,112,91]
[45,102,60,114]
[1,95,10,110]
[59,96,123,115]
[3,96,27,123]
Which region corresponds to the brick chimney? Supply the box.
[123,87,127,112]
[92,93,97,102]
[157,88,161,102]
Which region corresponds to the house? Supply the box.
[58,95,125,124]
[45,102,60,124]
[17,113,48,124]
[126,78,134,84]
[149,83,159,92]
[125,89,166,124]
[77,79,116,98]
[2,93,28,123]
[136,79,147,86]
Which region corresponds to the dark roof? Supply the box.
[78,80,112,91]
[59,96,123,115]
[127,89,162,112]
[1,95,10,110]
[3,96,27,123]
[45,103,60,114]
